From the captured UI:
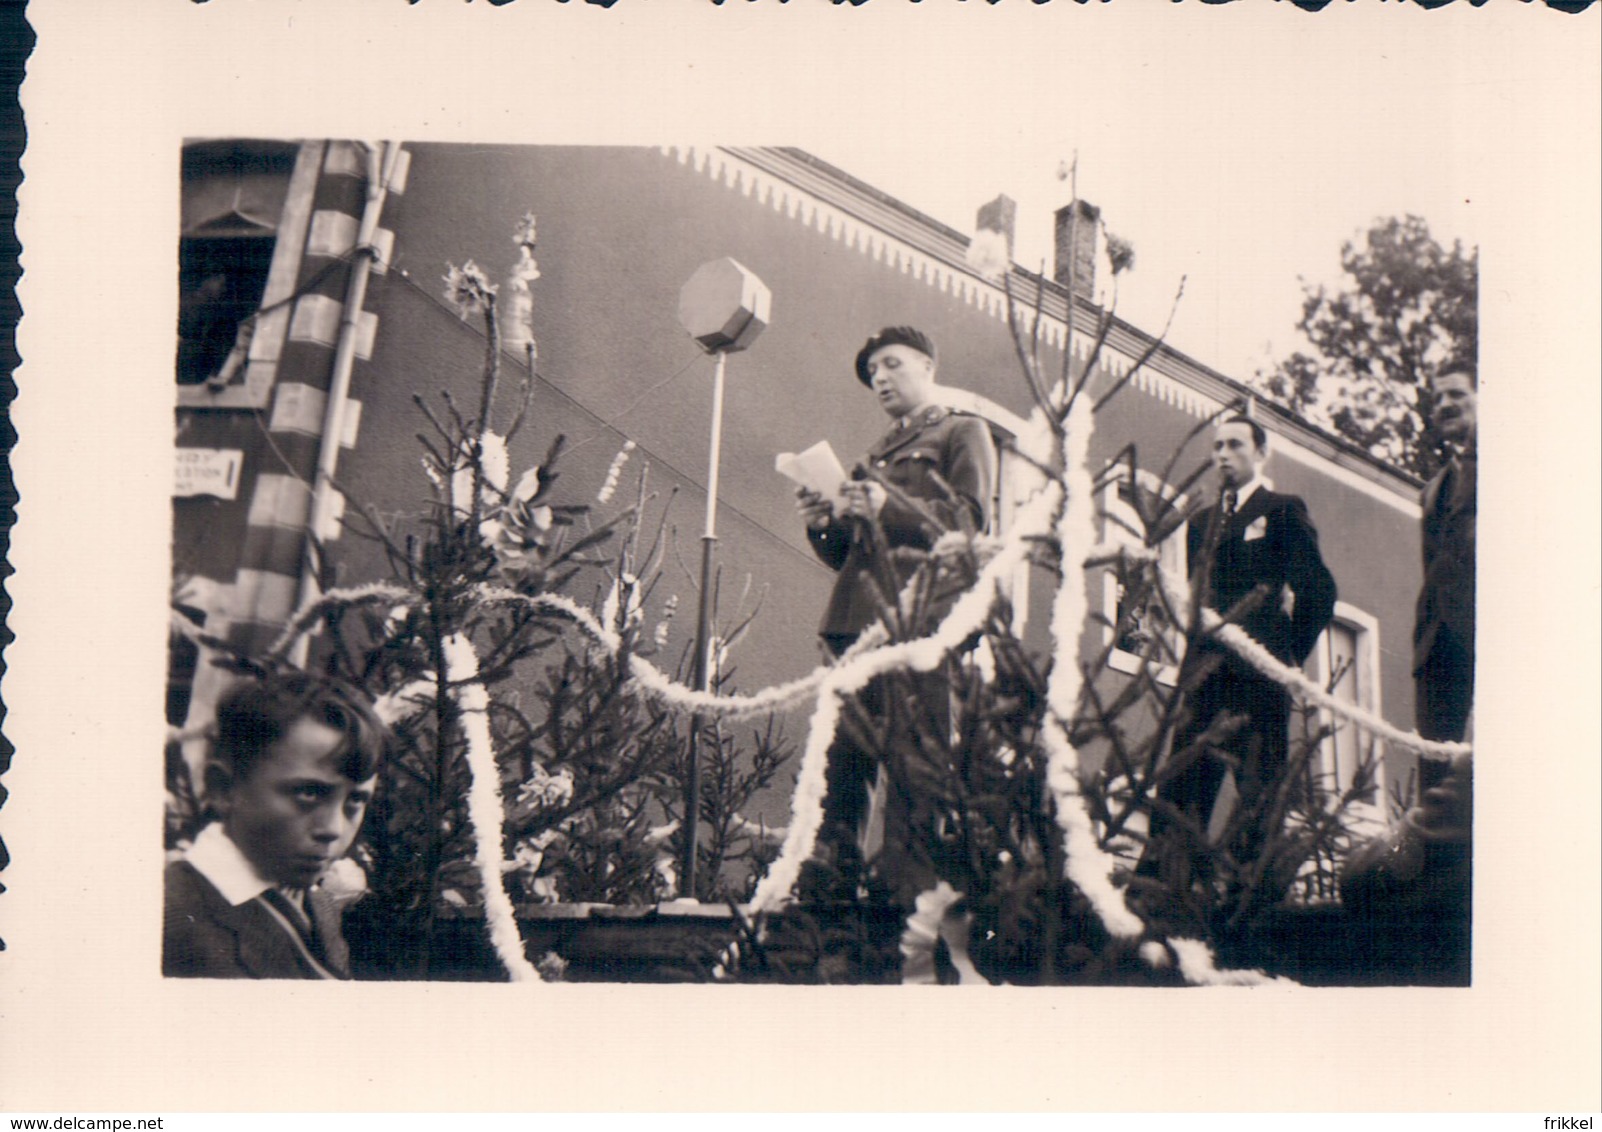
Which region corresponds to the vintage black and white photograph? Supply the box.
[6,0,1599,1116]
[161,140,1475,986]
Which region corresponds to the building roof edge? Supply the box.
[728,146,1424,497]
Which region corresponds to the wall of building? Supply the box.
[173,142,1429,797]
[334,144,1090,693]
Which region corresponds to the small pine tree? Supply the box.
[738,216,1389,985]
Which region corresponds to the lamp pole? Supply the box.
[675,258,770,900]
[682,349,725,902]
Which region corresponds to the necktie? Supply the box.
[1222,488,1238,521]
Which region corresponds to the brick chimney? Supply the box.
[1053,199,1100,301]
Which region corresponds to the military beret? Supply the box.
[855,326,936,387]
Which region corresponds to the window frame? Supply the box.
[1301,601,1386,802]
[1096,466,1190,686]
[176,139,324,411]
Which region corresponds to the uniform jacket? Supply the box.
[1413,448,1476,676]
[1187,485,1337,669]
[808,405,995,642]
[163,859,352,979]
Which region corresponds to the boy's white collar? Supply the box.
[183,821,276,907]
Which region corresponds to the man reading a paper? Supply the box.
[790,326,996,897]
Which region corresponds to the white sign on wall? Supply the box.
[174,448,243,500]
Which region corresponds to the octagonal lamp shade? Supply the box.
[678,257,771,353]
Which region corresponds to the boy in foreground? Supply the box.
[163,671,389,979]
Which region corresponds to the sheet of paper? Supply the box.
[775,439,850,509]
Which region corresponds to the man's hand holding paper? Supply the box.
[776,440,850,509]
[780,439,859,531]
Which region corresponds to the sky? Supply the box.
[803,28,1489,387]
[812,131,1481,386]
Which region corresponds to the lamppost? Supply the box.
[675,257,771,900]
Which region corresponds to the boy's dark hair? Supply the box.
[213,670,390,785]
[1221,413,1268,452]
[1434,362,1477,390]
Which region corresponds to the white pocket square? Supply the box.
[1243,516,1268,541]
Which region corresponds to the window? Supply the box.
[1097,467,1189,681]
[176,140,318,408]
[1300,603,1384,799]
[178,232,278,385]
[177,142,295,385]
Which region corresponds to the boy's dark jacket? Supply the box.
[163,859,351,979]
[1187,485,1337,668]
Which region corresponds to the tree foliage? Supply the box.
[1255,215,1477,479]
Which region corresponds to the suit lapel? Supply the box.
[1424,452,1474,519]
[1215,488,1271,543]
[1230,489,1268,528]
[1423,463,1452,518]
[219,887,344,979]
[1230,488,1272,534]
[1450,453,1475,512]
[207,888,299,978]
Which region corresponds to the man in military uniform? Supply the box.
[793,326,996,892]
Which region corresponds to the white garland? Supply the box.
[1167,936,1298,988]
[749,483,1057,913]
[264,419,1471,986]
[472,584,880,722]
[442,632,543,984]
[595,440,636,505]
[1146,560,1472,761]
[1040,399,1148,940]
[266,581,414,658]
[1210,619,1470,760]
[899,881,981,985]
[289,547,1465,764]
[748,673,846,910]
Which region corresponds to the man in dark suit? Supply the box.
[163,671,390,978]
[1414,364,1477,770]
[1138,415,1337,892]
[793,326,996,891]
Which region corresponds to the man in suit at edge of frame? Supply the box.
[1413,362,1477,783]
